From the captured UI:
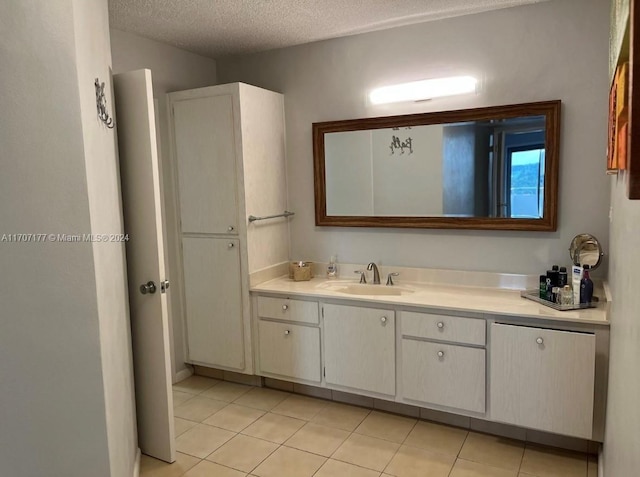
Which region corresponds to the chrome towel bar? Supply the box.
[248,210,295,223]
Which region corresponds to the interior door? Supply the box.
[113,69,175,463]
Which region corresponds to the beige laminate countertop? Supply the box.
[250,276,610,326]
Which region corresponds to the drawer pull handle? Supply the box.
[536,337,544,345]
[437,350,445,358]
[284,330,290,336]
[381,316,387,324]
[228,243,235,248]
[437,321,444,329]
[228,226,235,232]
[282,304,289,311]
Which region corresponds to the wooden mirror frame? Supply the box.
[313,100,561,231]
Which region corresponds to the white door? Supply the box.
[181,236,245,370]
[113,69,175,463]
[490,323,595,439]
[323,304,395,395]
[171,95,239,234]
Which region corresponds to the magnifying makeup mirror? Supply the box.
[569,234,605,270]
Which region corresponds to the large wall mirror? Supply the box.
[313,100,560,231]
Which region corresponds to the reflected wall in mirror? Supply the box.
[313,101,560,231]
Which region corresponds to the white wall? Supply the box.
[602,179,640,472]
[0,1,116,475]
[72,2,137,476]
[218,0,610,275]
[110,29,218,378]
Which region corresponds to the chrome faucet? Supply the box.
[367,262,381,284]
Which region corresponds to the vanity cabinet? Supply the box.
[490,323,596,439]
[323,303,395,396]
[401,311,486,413]
[169,83,289,373]
[255,297,321,382]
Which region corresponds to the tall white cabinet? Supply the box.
[168,83,289,374]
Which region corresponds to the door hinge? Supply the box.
[323,367,326,377]
[321,307,324,318]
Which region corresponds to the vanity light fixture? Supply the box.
[369,76,478,105]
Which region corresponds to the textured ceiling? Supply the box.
[109,0,549,59]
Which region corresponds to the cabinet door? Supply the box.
[258,321,321,382]
[323,303,395,395]
[182,237,244,369]
[173,95,239,234]
[402,339,485,413]
[490,323,595,439]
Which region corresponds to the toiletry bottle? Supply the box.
[561,285,573,305]
[539,274,547,299]
[545,272,553,301]
[327,255,338,279]
[550,265,560,302]
[580,264,594,304]
[572,264,583,305]
[558,266,568,288]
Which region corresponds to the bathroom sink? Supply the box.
[318,281,415,296]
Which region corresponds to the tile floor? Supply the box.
[141,375,598,477]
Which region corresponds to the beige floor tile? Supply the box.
[333,433,400,471]
[312,401,371,432]
[314,459,381,477]
[173,390,195,408]
[175,423,236,458]
[234,387,290,411]
[140,451,200,477]
[587,456,597,477]
[284,422,350,457]
[175,417,198,437]
[203,404,265,432]
[252,446,326,477]
[450,458,518,477]
[173,375,221,394]
[271,394,329,420]
[242,412,305,443]
[174,396,228,422]
[183,460,247,477]
[404,421,468,456]
[520,445,588,477]
[355,411,417,444]
[459,432,524,471]
[206,434,278,473]
[201,381,252,402]
[384,445,455,477]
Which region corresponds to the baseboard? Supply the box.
[133,448,141,477]
[174,367,193,384]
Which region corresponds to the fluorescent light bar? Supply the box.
[369,76,478,105]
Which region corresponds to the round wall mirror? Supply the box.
[569,234,605,270]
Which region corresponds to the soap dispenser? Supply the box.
[327,255,338,279]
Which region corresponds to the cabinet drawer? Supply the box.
[401,311,485,346]
[402,339,485,413]
[258,321,321,382]
[257,296,319,324]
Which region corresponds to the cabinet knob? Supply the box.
[437,321,444,329]
[437,350,445,358]
[536,337,544,345]
[228,226,235,232]
[282,304,289,311]
[228,243,235,248]
[381,316,387,324]
[284,329,290,336]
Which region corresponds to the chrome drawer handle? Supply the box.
[437,321,444,329]
[437,351,444,358]
[381,316,387,324]
[228,226,235,232]
[282,304,289,311]
[228,243,234,248]
[284,330,290,336]
[536,337,544,345]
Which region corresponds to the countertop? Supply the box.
[250,276,610,326]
